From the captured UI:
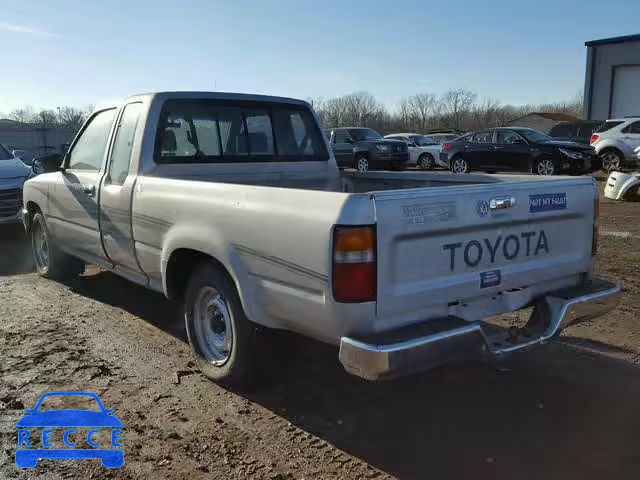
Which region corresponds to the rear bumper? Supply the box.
[339,279,620,380]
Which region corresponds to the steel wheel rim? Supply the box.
[452,158,467,173]
[193,286,233,365]
[357,158,368,172]
[420,155,431,169]
[602,152,620,171]
[537,159,554,175]
[32,220,49,271]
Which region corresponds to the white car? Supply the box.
[590,117,640,171]
[384,133,443,169]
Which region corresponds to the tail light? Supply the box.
[592,185,599,256]
[441,143,453,151]
[590,134,599,145]
[332,225,376,302]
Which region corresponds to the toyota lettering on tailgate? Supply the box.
[442,230,549,271]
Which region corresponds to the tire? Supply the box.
[184,263,257,389]
[533,157,556,176]
[450,156,470,173]
[355,154,369,172]
[30,212,83,280]
[418,153,435,170]
[600,150,622,172]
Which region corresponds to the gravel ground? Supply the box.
[1,179,640,480]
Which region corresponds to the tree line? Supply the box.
[309,89,583,134]
[1,105,94,130]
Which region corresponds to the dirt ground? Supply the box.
[1,177,640,480]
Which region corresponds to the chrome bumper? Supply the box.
[339,279,621,381]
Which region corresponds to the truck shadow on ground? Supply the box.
[0,225,34,276]
[65,269,640,480]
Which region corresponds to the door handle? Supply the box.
[493,146,503,150]
[83,185,96,197]
[490,196,516,210]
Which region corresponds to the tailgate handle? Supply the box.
[490,196,516,210]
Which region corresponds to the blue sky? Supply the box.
[1,0,639,113]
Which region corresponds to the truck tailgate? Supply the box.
[373,179,595,325]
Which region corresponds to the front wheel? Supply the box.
[355,155,369,172]
[533,158,556,175]
[418,153,435,170]
[30,212,83,280]
[184,263,257,389]
[450,157,470,173]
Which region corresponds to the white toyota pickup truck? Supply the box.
[22,92,620,388]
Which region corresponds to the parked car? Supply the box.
[23,91,619,389]
[327,127,409,171]
[428,133,460,144]
[440,127,599,175]
[549,120,603,144]
[384,133,442,169]
[590,116,640,171]
[0,143,35,225]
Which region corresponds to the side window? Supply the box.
[68,109,116,171]
[496,130,522,144]
[550,124,572,137]
[472,131,494,143]
[108,103,142,185]
[577,125,595,137]
[272,109,324,156]
[622,121,640,134]
[334,130,347,144]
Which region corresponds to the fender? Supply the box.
[604,171,640,200]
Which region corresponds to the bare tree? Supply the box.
[8,106,35,123]
[57,106,86,129]
[439,89,477,130]
[399,93,440,132]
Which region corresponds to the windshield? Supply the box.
[0,144,13,160]
[518,129,552,143]
[411,135,438,146]
[349,128,382,141]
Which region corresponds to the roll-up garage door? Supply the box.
[611,65,640,118]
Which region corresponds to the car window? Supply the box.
[622,121,640,134]
[108,103,142,185]
[472,131,494,143]
[496,130,523,144]
[596,121,624,133]
[334,130,348,144]
[155,100,327,163]
[577,124,596,137]
[550,124,573,137]
[67,109,116,171]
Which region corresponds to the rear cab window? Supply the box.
[155,99,328,163]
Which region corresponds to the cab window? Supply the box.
[67,109,116,171]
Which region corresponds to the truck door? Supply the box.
[99,102,145,280]
[49,108,117,264]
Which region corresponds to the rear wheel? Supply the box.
[30,212,83,280]
[355,154,369,172]
[450,157,469,173]
[533,158,556,175]
[601,150,622,172]
[184,263,257,389]
[418,153,435,170]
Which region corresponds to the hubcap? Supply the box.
[537,159,554,175]
[420,156,431,169]
[602,153,620,171]
[193,286,233,365]
[357,158,368,172]
[452,159,467,173]
[32,221,49,271]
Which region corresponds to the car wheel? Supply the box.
[30,212,83,280]
[534,158,556,175]
[184,263,257,389]
[600,150,622,172]
[451,157,469,173]
[355,155,369,172]
[418,153,435,170]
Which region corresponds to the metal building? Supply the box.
[583,34,640,120]
[0,119,77,163]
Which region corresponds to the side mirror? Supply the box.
[12,149,26,160]
[33,153,65,174]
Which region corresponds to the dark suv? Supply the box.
[549,120,603,144]
[327,128,409,171]
[439,127,599,175]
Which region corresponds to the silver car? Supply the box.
[591,117,640,171]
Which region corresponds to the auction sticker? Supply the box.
[480,269,501,289]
